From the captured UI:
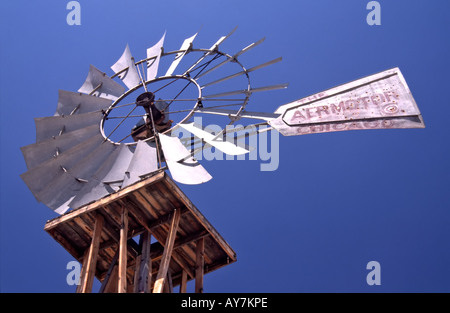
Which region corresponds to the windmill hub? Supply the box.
[100,75,202,145]
[132,91,172,141]
[136,91,156,109]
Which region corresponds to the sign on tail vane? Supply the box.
[269,67,424,136]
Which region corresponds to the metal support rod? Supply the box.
[104,105,138,142]
[147,104,162,169]
[136,63,148,93]
[88,83,103,96]
[161,53,222,112]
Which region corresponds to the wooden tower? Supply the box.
[44,171,236,293]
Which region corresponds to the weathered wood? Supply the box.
[99,248,119,293]
[150,230,210,262]
[180,270,188,293]
[162,176,236,261]
[44,171,165,231]
[44,172,236,292]
[137,231,152,293]
[118,207,129,293]
[166,269,174,293]
[153,209,181,293]
[76,249,89,293]
[49,229,82,260]
[195,238,205,293]
[77,213,104,293]
[133,254,142,293]
[151,225,195,279]
[103,266,118,293]
[132,191,159,220]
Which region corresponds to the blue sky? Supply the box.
[1,0,449,292]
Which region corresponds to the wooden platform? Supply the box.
[44,170,236,292]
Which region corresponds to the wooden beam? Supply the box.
[77,213,104,293]
[44,171,165,231]
[162,176,237,262]
[151,232,195,280]
[149,229,210,262]
[195,238,205,293]
[133,254,142,293]
[180,270,188,293]
[137,231,152,293]
[166,270,174,293]
[118,207,129,293]
[99,248,119,293]
[76,250,88,293]
[153,209,181,293]
[103,266,118,293]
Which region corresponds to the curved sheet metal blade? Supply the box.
[36,140,117,213]
[159,133,212,185]
[179,123,249,156]
[20,134,105,202]
[35,111,103,142]
[122,140,158,187]
[111,44,141,89]
[102,144,135,184]
[183,27,237,76]
[54,90,112,116]
[69,144,134,209]
[78,65,126,100]
[147,32,166,80]
[165,32,198,76]
[21,124,100,170]
[209,26,238,50]
[196,37,265,79]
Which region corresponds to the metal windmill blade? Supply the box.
[159,133,212,185]
[146,32,166,80]
[111,44,142,89]
[78,65,126,100]
[20,29,424,215]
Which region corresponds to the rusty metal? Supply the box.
[269,67,424,136]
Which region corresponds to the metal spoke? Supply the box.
[104,105,138,141]
[201,98,247,102]
[109,101,137,110]
[158,98,247,102]
[161,53,223,112]
[106,114,146,119]
[116,127,141,144]
[155,99,198,103]
[184,53,223,77]
[153,77,181,93]
[166,102,244,115]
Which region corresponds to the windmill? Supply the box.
[20,28,424,293]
